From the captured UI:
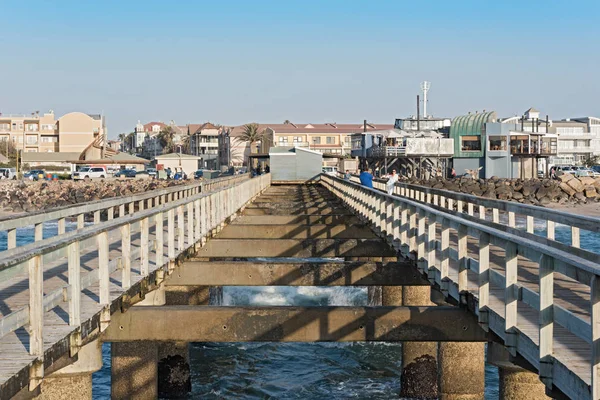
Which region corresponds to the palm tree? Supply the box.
[158,126,177,153]
[180,135,191,154]
[118,133,126,152]
[283,120,291,124]
[238,123,264,167]
[125,132,136,154]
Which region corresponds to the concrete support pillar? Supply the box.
[39,339,103,399]
[111,285,166,399]
[382,286,438,399]
[488,341,549,400]
[438,342,485,400]
[499,369,549,400]
[111,341,158,400]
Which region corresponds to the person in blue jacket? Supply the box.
[359,168,373,188]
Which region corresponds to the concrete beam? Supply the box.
[231,215,362,225]
[243,207,351,216]
[251,201,339,208]
[165,261,430,286]
[217,224,376,239]
[103,306,487,342]
[197,239,397,258]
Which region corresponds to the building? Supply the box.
[188,123,221,170]
[134,121,166,155]
[0,111,106,156]
[269,146,322,182]
[154,153,200,176]
[548,117,600,166]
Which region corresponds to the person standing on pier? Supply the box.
[359,168,373,188]
[386,169,398,195]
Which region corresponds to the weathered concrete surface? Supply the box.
[243,207,351,216]
[111,341,158,400]
[165,285,211,305]
[198,238,397,258]
[165,261,430,286]
[438,342,485,400]
[249,200,339,208]
[232,215,362,225]
[38,340,103,400]
[158,342,191,398]
[103,306,487,342]
[217,224,376,239]
[499,369,550,400]
[382,286,438,399]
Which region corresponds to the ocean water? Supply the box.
[6,216,599,399]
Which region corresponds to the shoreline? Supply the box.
[545,202,600,218]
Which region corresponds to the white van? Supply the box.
[0,168,16,180]
[322,166,338,177]
[72,166,107,180]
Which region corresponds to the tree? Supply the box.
[237,123,265,167]
[118,133,127,152]
[283,120,291,124]
[125,133,136,154]
[158,126,177,154]
[180,135,191,154]
[583,155,600,168]
[0,140,18,167]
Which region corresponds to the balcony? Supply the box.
[370,146,407,157]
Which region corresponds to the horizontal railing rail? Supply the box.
[322,173,600,400]
[356,175,600,251]
[0,173,250,251]
[0,173,270,390]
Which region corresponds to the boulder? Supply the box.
[559,182,576,196]
[580,176,595,186]
[558,173,574,183]
[567,178,585,193]
[585,186,598,198]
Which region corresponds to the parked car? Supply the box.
[24,170,46,181]
[591,166,600,176]
[114,169,137,178]
[194,170,204,179]
[73,166,107,180]
[322,166,338,176]
[0,168,17,180]
[575,168,594,177]
[145,168,157,177]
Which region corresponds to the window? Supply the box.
[293,136,302,143]
[352,138,362,150]
[510,136,530,154]
[488,136,506,151]
[27,124,38,131]
[41,124,54,131]
[26,135,38,144]
[344,136,351,145]
[326,137,335,144]
[312,137,321,145]
[460,136,481,151]
[41,136,57,143]
[0,123,9,130]
[278,136,288,145]
[11,123,17,130]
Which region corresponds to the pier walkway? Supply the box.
[0,173,598,399]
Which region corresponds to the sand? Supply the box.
[545,202,600,218]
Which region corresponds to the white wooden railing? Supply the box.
[0,174,250,251]
[322,174,600,400]
[0,173,270,389]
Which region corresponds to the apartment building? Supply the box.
[189,123,221,169]
[0,111,106,155]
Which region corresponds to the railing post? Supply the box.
[194,199,201,246]
[440,217,450,290]
[492,208,499,223]
[7,228,16,249]
[547,220,555,240]
[68,241,81,326]
[526,216,534,234]
[108,206,114,220]
[508,211,516,228]
[177,206,184,251]
[400,204,409,253]
[77,213,85,229]
[417,208,426,273]
[539,254,554,389]
[409,205,417,255]
[140,217,149,276]
[458,224,468,303]
[29,255,43,356]
[478,232,490,331]
[94,210,101,224]
[592,274,600,400]
[58,217,66,235]
[155,212,164,267]
[467,202,474,216]
[505,241,518,356]
[128,202,134,214]
[479,205,485,220]
[98,231,110,304]
[121,223,131,289]
[572,226,580,248]
[168,209,175,263]
[119,204,125,217]
[187,202,194,247]
[34,223,43,241]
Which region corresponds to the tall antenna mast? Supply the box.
[420,81,431,118]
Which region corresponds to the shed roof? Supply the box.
[450,112,497,138]
[154,153,201,160]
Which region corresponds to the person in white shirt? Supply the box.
[386,169,398,195]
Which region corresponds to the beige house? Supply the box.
[0,111,107,157]
[154,153,200,176]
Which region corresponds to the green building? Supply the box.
[449,111,497,176]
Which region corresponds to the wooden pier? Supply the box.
[0,173,598,399]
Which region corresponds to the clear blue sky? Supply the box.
[1,0,599,137]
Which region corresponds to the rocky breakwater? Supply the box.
[401,174,600,206]
[0,179,189,213]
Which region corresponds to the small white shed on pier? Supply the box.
[269,146,322,182]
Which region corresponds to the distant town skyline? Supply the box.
[2,0,599,137]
